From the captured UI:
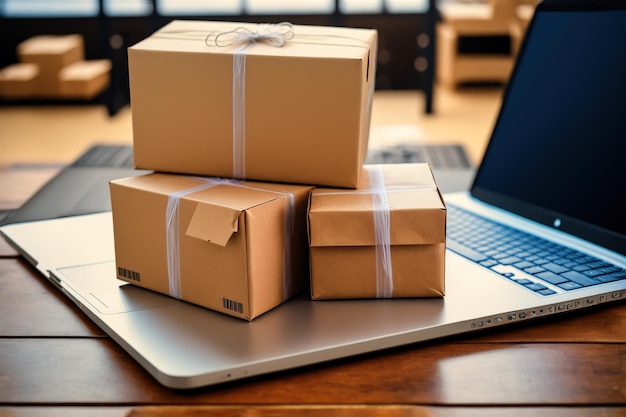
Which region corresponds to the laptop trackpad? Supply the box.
[55,261,177,314]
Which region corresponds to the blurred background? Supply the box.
[0,0,537,167]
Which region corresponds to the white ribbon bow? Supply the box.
[205,22,294,48]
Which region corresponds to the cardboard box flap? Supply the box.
[112,174,285,211]
[359,163,438,188]
[308,164,446,248]
[111,173,218,196]
[186,202,242,247]
[189,183,285,211]
[308,197,445,247]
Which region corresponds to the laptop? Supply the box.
[0,142,472,228]
[0,144,149,226]
[1,0,625,390]
[365,142,475,192]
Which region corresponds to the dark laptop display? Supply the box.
[471,0,626,255]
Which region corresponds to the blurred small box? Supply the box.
[59,59,111,99]
[0,63,39,99]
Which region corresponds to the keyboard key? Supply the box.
[584,261,612,269]
[499,257,522,265]
[446,239,488,262]
[524,265,546,275]
[558,281,583,290]
[583,266,622,277]
[595,271,626,283]
[562,271,600,287]
[536,271,568,285]
[513,261,534,269]
[479,259,499,268]
[543,262,568,274]
[526,283,548,292]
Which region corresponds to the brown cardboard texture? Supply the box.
[59,60,111,99]
[0,63,39,99]
[308,164,446,300]
[128,20,377,188]
[110,173,313,320]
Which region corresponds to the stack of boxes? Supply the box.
[110,20,446,321]
[0,34,111,100]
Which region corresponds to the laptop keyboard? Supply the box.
[365,144,472,169]
[446,205,626,296]
[72,144,134,168]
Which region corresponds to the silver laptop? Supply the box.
[1,0,625,390]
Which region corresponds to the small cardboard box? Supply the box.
[0,63,39,99]
[17,34,84,96]
[59,59,111,99]
[307,164,446,300]
[110,173,313,320]
[128,20,377,188]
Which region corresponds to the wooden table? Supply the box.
[1,165,625,417]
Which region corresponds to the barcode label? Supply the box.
[118,266,141,282]
[223,297,244,314]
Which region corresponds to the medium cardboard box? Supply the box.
[110,173,313,320]
[128,20,377,188]
[17,34,84,96]
[59,59,111,99]
[307,164,446,300]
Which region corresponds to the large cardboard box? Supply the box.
[308,164,446,300]
[17,34,84,96]
[110,173,313,320]
[128,20,377,188]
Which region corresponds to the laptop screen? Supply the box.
[471,0,626,256]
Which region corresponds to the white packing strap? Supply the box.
[365,166,393,298]
[205,23,294,179]
[165,176,296,301]
[165,177,241,299]
[313,180,436,298]
[232,45,250,179]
